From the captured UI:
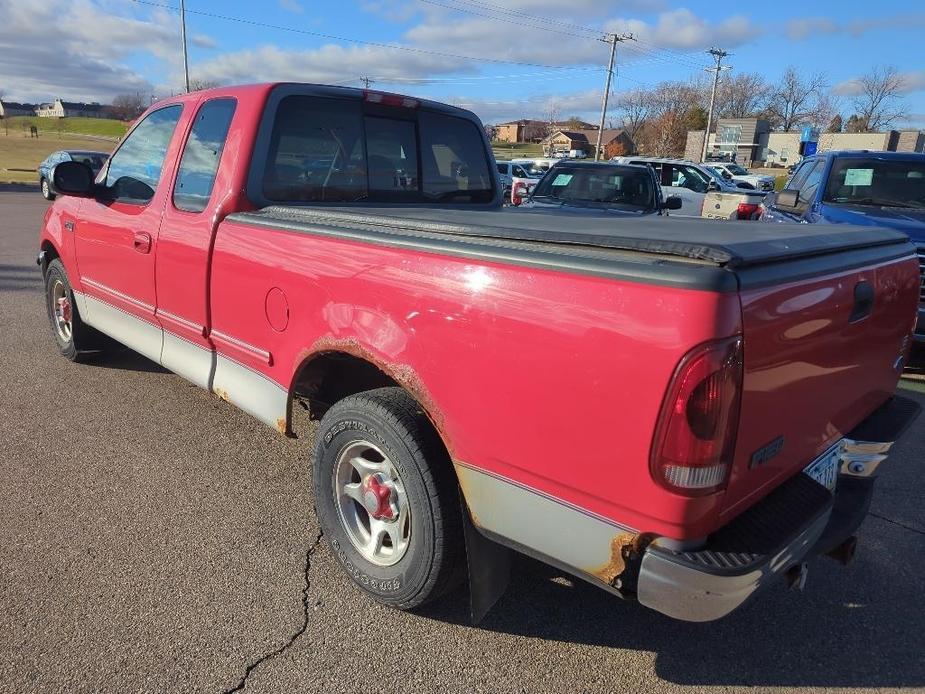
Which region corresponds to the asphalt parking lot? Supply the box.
[1,188,924,694]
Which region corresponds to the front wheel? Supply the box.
[44,259,102,361]
[41,177,55,201]
[313,387,465,609]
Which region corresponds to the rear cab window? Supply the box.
[249,88,496,206]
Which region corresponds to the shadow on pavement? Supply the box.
[0,263,43,291]
[418,388,925,689]
[83,345,168,374]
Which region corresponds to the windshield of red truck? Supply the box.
[532,165,657,210]
[262,95,494,204]
[823,158,925,209]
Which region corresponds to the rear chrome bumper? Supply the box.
[636,395,921,622]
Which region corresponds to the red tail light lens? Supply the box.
[736,202,760,220]
[650,336,743,495]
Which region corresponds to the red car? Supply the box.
[39,83,920,622]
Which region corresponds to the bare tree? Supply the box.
[764,66,830,131]
[636,81,704,157]
[108,93,146,120]
[615,88,651,141]
[189,79,221,92]
[851,66,909,132]
[716,73,768,119]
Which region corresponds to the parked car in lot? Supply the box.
[511,157,558,178]
[38,150,109,200]
[521,160,680,215]
[760,150,925,342]
[496,160,540,204]
[612,156,765,219]
[40,83,922,624]
[705,162,775,192]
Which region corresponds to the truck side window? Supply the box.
[104,105,183,204]
[794,161,825,209]
[174,98,237,212]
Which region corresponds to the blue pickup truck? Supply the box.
[760,150,925,341]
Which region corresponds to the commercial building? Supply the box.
[493,118,598,144]
[685,117,925,167]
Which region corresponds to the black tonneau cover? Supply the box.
[238,205,909,269]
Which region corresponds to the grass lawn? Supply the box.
[492,142,545,161]
[0,132,117,183]
[2,116,128,140]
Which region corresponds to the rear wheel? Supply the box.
[44,259,101,361]
[313,387,465,609]
[41,177,55,201]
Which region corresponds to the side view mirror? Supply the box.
[664,195,682,210]
[707,180,719,192]
[52,161,95,197]
[776,189,800,208]
[721,170,732,179]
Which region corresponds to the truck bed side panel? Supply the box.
[209,218,742,539]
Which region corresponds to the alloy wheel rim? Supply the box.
[51,280,72,342]
[333,440,411,566]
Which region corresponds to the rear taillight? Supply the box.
[736,202,760,220]
[511,181,527,206]
[650,336,743,496]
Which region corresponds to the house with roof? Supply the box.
[493,118,599,143]
[35,98,113,118]
[542,128,635,157]
[0,100,37,118]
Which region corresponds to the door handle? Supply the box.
[849,281,874,323]
[133,231,152,254]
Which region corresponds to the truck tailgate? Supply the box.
[721,249,920,518]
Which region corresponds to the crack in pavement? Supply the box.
[223,530,325,693]
[869,512,925,537]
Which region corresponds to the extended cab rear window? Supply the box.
[258,94,494,204]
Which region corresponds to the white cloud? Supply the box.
[278,0,303,13]
[189,43,473,87]
[787,12,925,41]
[192,34,218,49]
[834,70,925,97]
[607,9,759,50]
[0,0,220,102]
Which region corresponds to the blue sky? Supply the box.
[2,0,924,128]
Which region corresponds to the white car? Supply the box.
[705,162,775,192]
[496,161,540,203]
[611,156,752,217]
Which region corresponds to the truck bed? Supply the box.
[232,205,912,282]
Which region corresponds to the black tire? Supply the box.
[43,259,101,361]
[41,177,55,201]
[314,387,465,609]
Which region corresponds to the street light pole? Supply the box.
[594,33,633,161]
[701,47,729,163]
[179,0,190,93]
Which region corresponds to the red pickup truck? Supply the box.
[39,83,920,622]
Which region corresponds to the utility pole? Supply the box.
[594,33,633,161]
[179,0,191,93]
[701,47,730,163]
[361,76,374,89]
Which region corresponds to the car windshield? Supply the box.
[531,165,656,210]
[726,164,748,175]
[822,158,925,209]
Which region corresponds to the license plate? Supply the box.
[803,444,841,492]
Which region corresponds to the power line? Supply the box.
[417,0,603,40]
[128,0,588,69]
[434,0,606,38]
